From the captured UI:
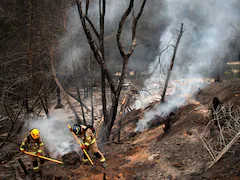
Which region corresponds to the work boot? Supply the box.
[34,172,41,179]
[82,159,90,166]
[102,161,107,169]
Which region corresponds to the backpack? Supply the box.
[86,125,95,134]
[74,124,95,134]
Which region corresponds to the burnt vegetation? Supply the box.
[0,0,240,179]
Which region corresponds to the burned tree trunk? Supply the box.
[161,23,184,102]
[99,0,110,138]
[105,0,147,141]
[0,103,23,148]
[24,89,30,113]
[214,73,221,82]
[72,59,86,124]
[87,46,94,125]
[90,70,94,126]
[76,0,147,141]
[117,95,126,143]
[55,87,63,109]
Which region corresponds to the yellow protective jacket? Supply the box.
[20,135,44,154]
[78,125,96,147]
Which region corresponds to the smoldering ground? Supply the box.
[135,0,240,131]
[54,0,240,132]
[23,111,79,158]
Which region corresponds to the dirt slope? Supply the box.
[1,80,240,180]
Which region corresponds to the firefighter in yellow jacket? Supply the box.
[20,129,45,176]
[71,124,107,168]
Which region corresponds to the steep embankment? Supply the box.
[1,80,239,179]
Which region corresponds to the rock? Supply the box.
[148,154,159,161]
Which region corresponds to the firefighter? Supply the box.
[71,124,107,168]
[20,128,45,177]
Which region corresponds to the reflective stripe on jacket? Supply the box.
[78,126,96,146]
[20,136,44,152]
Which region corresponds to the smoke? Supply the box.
[59,0,166,75]
[135,0,240,131]
[57,2,129,82]
[24,110,78,158]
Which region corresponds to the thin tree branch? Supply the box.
[117,0,134,58]
[132,0,147,37]
[85,16,100,40]
[0,103,24,148]
[76,0,116,95]
[50,47,82,124]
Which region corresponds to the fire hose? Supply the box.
[68,124,94,165]
[23,151,63,164]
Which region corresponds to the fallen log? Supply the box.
[18,158,28,175]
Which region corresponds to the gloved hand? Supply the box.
[37,152,41,156]
[81,145,87,150]
[69,128,73,132]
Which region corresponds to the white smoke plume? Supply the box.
[135,0,239,131]
[24,110,78,158]
[58,1,130,72]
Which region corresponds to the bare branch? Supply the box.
[132,0,147,41]
[150,44,171,76]
[199,105,240,169]
[117,0,134,58]
[49,47,82,124]
[85,16,100,40]
[208,130,240,169]
[0,103,24,148]
[76,0,116,95]
[86,0,89,16]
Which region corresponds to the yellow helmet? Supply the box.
[30,129,40,139]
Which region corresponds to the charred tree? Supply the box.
[72,58,86,124]
[117,96,126,143]
[117,90,136,143]
[28,0,50,118]
[55,87,63,109]
[214,73,221,82]
[0,0,73,128]
[0,103,23,148]
[76,0,147,141]
[88,50,95,125]
[161,23,184,103]
[23,89,30,113]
